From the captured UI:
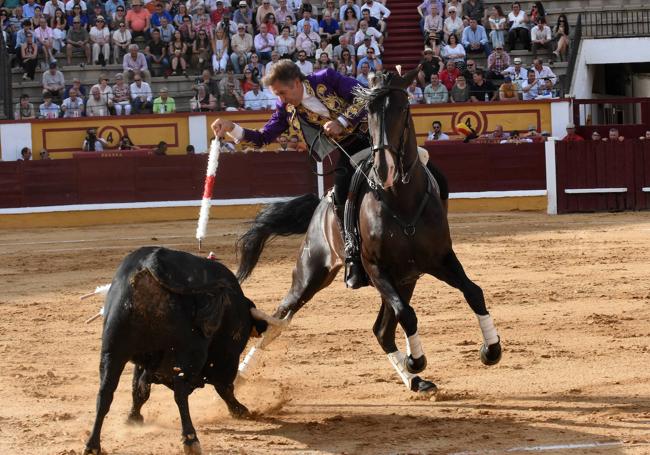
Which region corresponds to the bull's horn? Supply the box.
[250,308,289,327]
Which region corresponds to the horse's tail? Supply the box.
[236,193,321,282]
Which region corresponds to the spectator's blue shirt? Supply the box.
[103,0,125,17]
[356,73,369,86]
[461,24,488,46]
[67,14,89,27]
[297,17,319,33]
[357,56,382,72]
[22,3,39,18]
[319,18,339,34]
[233,8,252,24]
[150,10,173,27]
[15,28,28,49]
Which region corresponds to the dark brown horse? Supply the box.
[236,67,502,393]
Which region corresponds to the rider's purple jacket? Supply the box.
[241,68,368,146]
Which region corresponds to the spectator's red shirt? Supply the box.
[126,8,150,32]
[562,133,585,141]
[439,68,460,91]
[210,7,229,23]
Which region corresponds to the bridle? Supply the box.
[369,87,419,186]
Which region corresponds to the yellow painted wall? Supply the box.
[30,114,191,159]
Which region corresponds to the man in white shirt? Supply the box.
[295,22,319,57]
[295,50,313,75]
[427,120,450,140]
[532,58,557,85]
[360,0,390,20]
[501,57,527,90]
[43,0,64,18]
[130,74,152,113]
[65,0,87,13]
[61,88,85,117]
[356,36,380,58]
[254,23,275,62]
[244,83,266,110]
[530,17,552,58]
[354,20,383,49]
[521,69,540,101]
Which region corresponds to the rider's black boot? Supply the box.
[334,200,369,289]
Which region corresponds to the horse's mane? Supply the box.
[353,72,394,109]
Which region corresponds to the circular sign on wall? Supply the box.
[97,126,123,148]
[453,111,483,135]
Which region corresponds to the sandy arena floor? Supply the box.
[0,211,649,455]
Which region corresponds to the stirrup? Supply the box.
[345,257,368,289]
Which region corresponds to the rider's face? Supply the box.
[270,78,303,106]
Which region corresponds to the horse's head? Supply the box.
[355,67,420,189]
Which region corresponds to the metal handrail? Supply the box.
[582,9,650,39]
[563,13,582,97]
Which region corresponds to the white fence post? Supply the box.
[545,139,557,215]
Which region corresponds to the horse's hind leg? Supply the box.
[429,250,502,365]
[374,298,438,394]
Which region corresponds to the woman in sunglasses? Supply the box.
[552,13,569,61]
[67,4,88,28]
[89,15,110,65]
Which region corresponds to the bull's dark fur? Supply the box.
[84,247,265,455]
[237,193,320,282]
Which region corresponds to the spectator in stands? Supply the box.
[501,56,526,90]
[154,141,167,155]
[441,33,465,65]
[640,131,650,140]
[66,4,89,29]
[244,52,265,80]
[104,0,124,20]
[39,92,60,118]
[319,11,340,44]
[89,3,110,28]
[530,16,552,58]
[315,51,335,70]
[553,14,569,62]
[360,0,389,21]
[591,131,601,141]
[463,0,484,23]
[296,21,319,57]
[606,128,624,142]
[126,0,150,40]
[33,16,55,65]
[123,43,151,82]
[356,35,379,59]
[130,73,152,113]
[486,124,509,142]
[423,5,442,46]
[210,0,229,24]
[86,85,109,116]
[254,23,275,63]
[504,130,532,143]
[210,29,229,73]
[230,23,252,73]
[360,9,384,34]
[150,2,172,28]
[536,78,554,98]
[427,120,449,140]
[22,0,38,19]
[354,19,382,50]
[39,148,51,160]
[240,68,256,92]
[152,87,175,113]
[322,0,339,22]
[190,83,218,111]
[424,73,448,104]
[463,58,478,79]
[339,0,360,22]
[498,76,518,101]
[112,73,131,115]
[337,49,355,76]
[486,44,509,79]
[61,87,84,116]
[298,3,319,28]
[243,82,266,110]
[439,60,460,91]
[529,2,545,26]
[111,5,127,30]
[18,147,32,161]
[198,69,220,101]
[233,1,254,35]
[20,31,38,80]
[218,64,241,97]
[450,74,469,102]
[89,15,110,65]
[66,16,91,65]
[145,28,169,76]
[254,0,273,28]
[356,61,370,85]
[112,21,131,64]
[92,74,114,107]
[443,6,462,43]
[118,134,136,150]
[532,58,556,85]
[158,17,175,44]
[277,134,290,151]
[406,79,423,105]
[487,5,507,49]
[507,2,529,51]
[186,144,195,154]
[469,69,496,102]
[14,94,36,119]
[341,6,358,42]
[283,15,298,39]
[275,0,295,26]
[521,69,540,101]
[65,77,87,100]
[43,0,64,19]
[462,18,490,57]
[333,34,353,61]
[292,49,311,75]
[275,26,296,58]
[356,46,381,71]
[42,61,65,98]
[561,123,584,141]
[222,82,243,110]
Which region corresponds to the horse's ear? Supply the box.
[394,65,421,89]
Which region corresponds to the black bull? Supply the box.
[84,246,279,455]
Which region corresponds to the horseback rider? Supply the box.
[211,59,370,289]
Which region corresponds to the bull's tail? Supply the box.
[236,193,320,282]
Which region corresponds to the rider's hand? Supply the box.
[211,119,235,138]
[323,120,344,138]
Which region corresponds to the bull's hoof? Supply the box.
[182,435,202,455]
[406,354,427,374]
[126,412,144,425]
[480,340,502,366]
[83,446,101,455]
[410,376,438,395]
[228,403,250,419]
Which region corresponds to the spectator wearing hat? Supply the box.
[498,76,518,101]
[486,44,509,80]
[462,18,490,57]
[530,17,552,58]
[66,16,91,65]
[90,15,110,65]
[443,5,462,43]
[153,87,175,114]
[112,73,131,115]
[501,56,526,90]
[210,0,229,24]
[126,0,151,39]
[230,22,253,73]
[42,61,65,98]
[424,73,448,104]
[233,1,253,34]
[39,92,60,118]
[562,123,584,141]
[418,47,441,86]
[123,43,151,82]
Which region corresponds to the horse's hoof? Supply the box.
[410,376,438,394]
[182,435,202,455]
[126,412,144,425]
[480,341,502,366]
[406,354,427,374]
[229,403,250,419]
[83,446,100,455]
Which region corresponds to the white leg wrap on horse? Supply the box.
[406,332,425,359]
[477,314,499,346]
[238,346,260,380]
[387,351,415,389]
